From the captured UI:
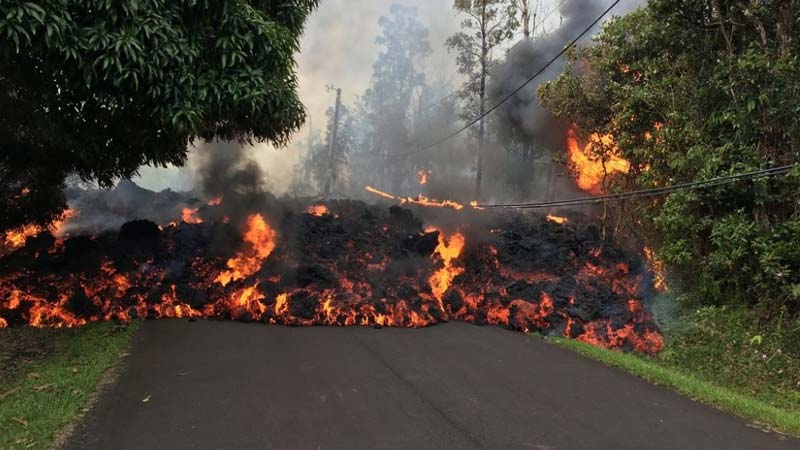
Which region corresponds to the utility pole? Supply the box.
[323,87,342,196]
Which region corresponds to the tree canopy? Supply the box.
[0,0,318,231]
[539,0,800,314]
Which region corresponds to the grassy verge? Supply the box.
[0,321,140,450]
[550,304,800,437]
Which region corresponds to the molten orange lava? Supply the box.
[4,224,42,249]
[3,209,78,250]
[215,214,277,287]
[181,207,203,224]
[546,215,568,225]
[566,128,630,195]
[51,209,77,237]
[307,205,330,217]
[428,231,466,307]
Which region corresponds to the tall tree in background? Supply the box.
[516,0,542,40]
[447,0,518,198]
[540,0,800,315]
[356,5,431,192]
[0,0,318,232]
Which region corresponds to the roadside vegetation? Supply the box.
[537,0,800,435]
[553,299,800,436]
[0,322,139,450]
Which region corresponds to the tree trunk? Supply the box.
[520,0,530,40]
[776,1,795,55]
[323,88,342,196]
[476,1,488,200]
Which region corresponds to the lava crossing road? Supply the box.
[62,321,798,450]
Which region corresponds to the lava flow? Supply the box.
[0,200,663,354]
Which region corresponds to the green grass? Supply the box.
[550,307,800,437]
[0,321,140,450]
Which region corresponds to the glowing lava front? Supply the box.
[215,214,277,287]
[0,202,663,354]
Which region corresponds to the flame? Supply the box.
[274,293,289,316]
[417,169,431,185]
[365,186,397,200]
[364,186,465,211]
[643,247,667,292]
[3,209,77,249]
[207,196,223,206]
[566,128,630,195]
[215,214,277,287]
[307,205,330,217]
[50,208,77,237]
[0,204,663,354]
[546,215,568,225]
[428,231,466,307]
[4,224,42,249]
[181,207,203,224]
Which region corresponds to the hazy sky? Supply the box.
[134,0,645,193]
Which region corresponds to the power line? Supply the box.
[384,0,622,160]
[378,0,571,126]
[475,165,798,209]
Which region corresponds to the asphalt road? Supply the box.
[62,320,799,450]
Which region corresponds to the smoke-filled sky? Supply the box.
[134,0,645,194]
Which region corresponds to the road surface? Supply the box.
[62,320,798,450]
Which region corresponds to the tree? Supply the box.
[0,0,318,232]
[447,0,518,198]
[539,0,800,315]
[355,5,431,192]
[516,0,543,40]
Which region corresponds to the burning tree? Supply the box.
[0,0,318,233]
[539,0,800,315]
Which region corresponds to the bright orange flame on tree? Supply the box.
[215,214,277,287]
[566,128,630,195]
[643,247,667,292]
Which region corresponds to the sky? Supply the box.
[133,0,645,193]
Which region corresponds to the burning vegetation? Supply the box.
[0,197,663,354]
[566,128,630,195]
